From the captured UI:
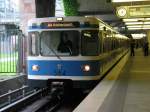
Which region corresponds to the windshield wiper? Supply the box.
[49,46,62,60]
[40,46,61,60]
[40,43,61,60]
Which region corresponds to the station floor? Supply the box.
[74,48,150,112]
[98,48,150,112]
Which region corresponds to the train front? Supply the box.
[27,17,100,89]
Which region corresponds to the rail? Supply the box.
[0,88,47,112]
[0,85,34,108]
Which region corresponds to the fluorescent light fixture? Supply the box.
[144,22,150,24]
[131,34,146,37]
[131,33,146,39]
[128,27,150,30]
[143,25,150,28]
[123,18,150,22]
[125,22,150,25]
[127,25,150,28]
[123,19,139,22]
[144,18,150,20]
[127,25,142,28]
[112,0,150,2]
[123,18,145,22]
[128,27,142,30]
[142,27,150,29]
[125,22,143,25]
[115,34,127,39]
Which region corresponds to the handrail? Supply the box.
[0,85,28,99]
[0,89,43,112]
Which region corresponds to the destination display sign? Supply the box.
[40,22,80,28]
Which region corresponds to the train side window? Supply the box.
[28,32,39,56]
[98,31,103,53]
[81,30,99,56]
[103,38,107,53]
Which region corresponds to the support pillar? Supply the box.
[147,30,150,44]
[146,30,150,55]
[20,0,36,35]
[20,0,56,35]
[35,0,56,18]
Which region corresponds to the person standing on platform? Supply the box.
[143,42,149,56]
[130,40,135,56]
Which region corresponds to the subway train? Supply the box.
[27,16,129,89]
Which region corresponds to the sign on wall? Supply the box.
[116,5,150,18]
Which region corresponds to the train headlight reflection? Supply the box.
[83,65,90,72]
[32,65,39,71]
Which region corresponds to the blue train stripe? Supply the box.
[28,60,100,76]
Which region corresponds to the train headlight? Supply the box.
[82,65,90,72]
[32,65,39,71]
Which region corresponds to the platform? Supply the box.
[74,48,150,112]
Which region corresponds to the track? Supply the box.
[46,89,87,112]
[21,88,88,112]
[0,84,89,112]
[0,87,49,112]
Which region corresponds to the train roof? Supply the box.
[28,16,99,25]
[28,16,128,39]
[28,16,116,31]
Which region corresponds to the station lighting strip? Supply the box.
[123,18,150,22]
[125,22,150,25]
[112,0,150,2]
[128,27,150,30]
[127,25,150,28]
[123,18,150,30]
[131,33,146,39]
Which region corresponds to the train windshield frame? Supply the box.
[28,29,100,56]
[28,32,40,56]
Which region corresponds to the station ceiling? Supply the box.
[78,0,120,26]
[77,0,150,37]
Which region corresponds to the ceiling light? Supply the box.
[144,22,150,24]
[112,0,150,2]
[131,34,146,37]
[125,22,143,25]
[144,18,150,20]
[127,25,142,28]
[127,25,150,27]
[123,19,139,22]
[128,27,142,30]
[142,27,150,29]
[131,33,146,39]
[143,25,150,28]
[123,18,150,22]
[128,27,150,30]
[123,18,145,22]
[125,21,150,25]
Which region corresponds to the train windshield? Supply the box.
[40,31,79,56]
[81,30,99,56]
